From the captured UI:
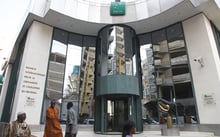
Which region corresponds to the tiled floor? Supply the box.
[32,130,216,137]
[30,124,220,137]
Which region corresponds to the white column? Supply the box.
[183,13,220,124]
[11,21,53,124]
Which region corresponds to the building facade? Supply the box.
[0,0,220,133]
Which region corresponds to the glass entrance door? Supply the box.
[107,98,128,132]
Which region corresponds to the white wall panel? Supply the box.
[65,0,78,17]
[31,0,48,16]
[45,0,184,24]
[50,0,66,13]
[122,3,136,22]
[183,13,220,124]
[88,2,101,23]
[100,5,112,23]
[160,0,183,12]
[77,1,89,21]
[135,0,148,20]
[147,0,160,17]
[11,21,53,124]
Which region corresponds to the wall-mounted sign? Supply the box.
[203,93,216,106]
[110,2,126,16]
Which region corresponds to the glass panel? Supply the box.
[108,26,126,75]
[166,24,197,124]
[140,44,159,124]
[107,100,114,131]
[166,23,183,41]
[211,22,220,58]
[47,40,66,100]
[60,44,82,121]
[99,25,137,76]
[107,98,128,132]
[140,23,198,125]
[63,45,81,98]
[140,44,155,97]
[132,55,136,76]
[152,29,166,44]
[42,40,67,123]
[79,47,96,119]
[138,33,151,46]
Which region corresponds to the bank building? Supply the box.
[0,0,220,134]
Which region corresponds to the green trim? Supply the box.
[0,75,3,84]
[96,75,139,96]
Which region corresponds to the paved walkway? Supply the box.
[32,130,218,137]
[30,124,220,137]
[32,128,218,137]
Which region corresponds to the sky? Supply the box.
[0,0,30,74]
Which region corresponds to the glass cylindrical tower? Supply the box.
[94,25,143,133]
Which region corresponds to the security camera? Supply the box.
[194,56,204,67]
[194,56,202,62]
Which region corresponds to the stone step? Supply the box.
[180,131,214,136]
[140,131,218,137]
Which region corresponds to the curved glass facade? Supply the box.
[94,25,143,133]
[39,23,198,128]
[1,0,220,135]
[41,29,97,123]
[99,26,137,76]
[138,22,198,124]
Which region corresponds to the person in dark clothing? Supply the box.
[122,120,135,137]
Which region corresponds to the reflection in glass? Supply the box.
[63,45,82,98]
[60,44,82,121]
[140,44,159,123]
[46,40,67,100]
[108,26,126,75]
[140,44,156,100]
[107,98,128,131]
[140,23,198,125]
[132,55,136,76]
[79,47,96,118]
[101,25,136,76]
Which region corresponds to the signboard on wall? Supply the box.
[11,21,52,124]
[110,2,126,16]
[203,93,216,106]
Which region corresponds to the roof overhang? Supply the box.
[9,0,220,63]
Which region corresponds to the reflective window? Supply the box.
[140,44,156,98]
[99,25,137,76]
[60,45,82,120]
[42,29,96,123]
[79,47,96,118]
[108,26,126,75]
[140,23,198,125]
[41,39,67,123]
[47,40,67,101]
[63,45,81,98]
[211,22,220,58]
